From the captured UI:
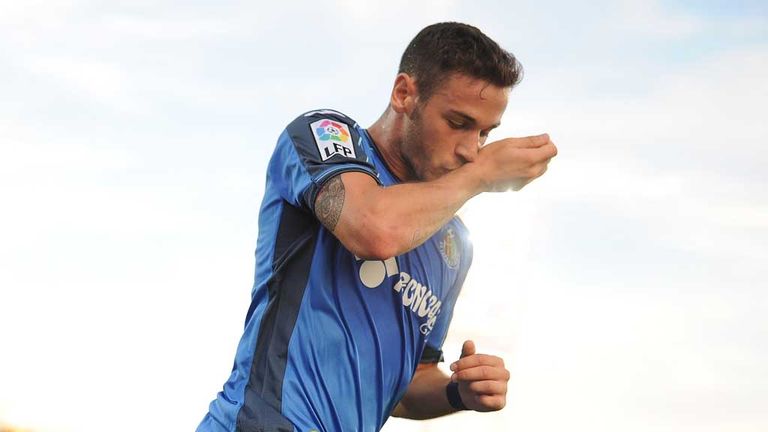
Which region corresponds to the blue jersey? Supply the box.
[198,109,473,432]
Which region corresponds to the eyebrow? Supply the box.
[447,110,501,129]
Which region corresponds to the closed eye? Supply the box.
[448,119,468,129]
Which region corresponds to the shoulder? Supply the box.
[282,108,366,161]
[286,108,360,131]
[269,108,379,210]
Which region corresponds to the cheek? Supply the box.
[421,122,455,153]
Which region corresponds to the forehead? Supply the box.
[426,74,509,125]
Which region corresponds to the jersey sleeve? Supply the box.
[268,109,380,212]
[420,224,474,363]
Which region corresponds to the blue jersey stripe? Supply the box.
[236,202,319,431]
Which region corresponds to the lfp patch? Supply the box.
[311,119,356,161]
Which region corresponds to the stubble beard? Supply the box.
[401,105,429,182]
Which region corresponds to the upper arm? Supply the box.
[268,109,381,222]
[314,171,397,259]
[265,109,394,258]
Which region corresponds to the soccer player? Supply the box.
[197,22,557,432]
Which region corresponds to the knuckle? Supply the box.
[481,366,492,380]
[524,152,537,165]
[512,149,529,163]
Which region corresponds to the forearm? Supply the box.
[318,135,557,259]
[340,163,485,259]
[392,365,458,420]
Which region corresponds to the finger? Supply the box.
[451,354,504,371]
[460,340,475,359]
[467,380,507,396]
[511,162,550,191]
[526,141,557,162]
[516,133,550,149]
[531,163,549,181]
[476,394,506,411]
[452,365,510,382]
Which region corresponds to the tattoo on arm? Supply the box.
[315,176,345,232]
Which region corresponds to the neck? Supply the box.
[367,107,414,182]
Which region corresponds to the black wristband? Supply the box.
[446,381,468,411]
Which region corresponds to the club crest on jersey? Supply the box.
[311,118,356,161]
[439,228,460,269]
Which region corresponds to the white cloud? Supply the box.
[614,0,707,39]
[22,55,140,111]
[100,14,241,40]
[0,0,78,39]
[335,0,460,21]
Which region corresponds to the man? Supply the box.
[198,22,557,432]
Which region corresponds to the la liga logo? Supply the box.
[310,118,357,161]
[315,119,350,143]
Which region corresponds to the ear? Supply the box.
[390,73,418,115]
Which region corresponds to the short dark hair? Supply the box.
[398,22,523,100]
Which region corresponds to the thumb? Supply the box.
[460,340,476,358]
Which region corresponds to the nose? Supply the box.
[455,136,480,163]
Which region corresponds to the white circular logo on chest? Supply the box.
[359,260,386,288]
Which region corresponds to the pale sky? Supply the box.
[1,1,766,431]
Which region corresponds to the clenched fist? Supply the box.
[449,340,510,412]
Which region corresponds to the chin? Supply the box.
[412,164,452,182]
[440,166,460,176]
[423,169,451,181]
